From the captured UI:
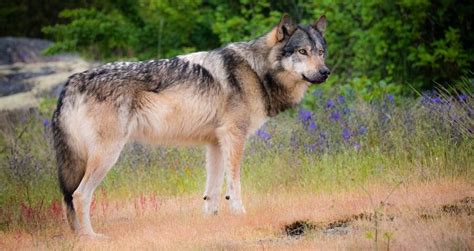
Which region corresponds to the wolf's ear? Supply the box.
[312,15,327,36]
[276,14,296,42]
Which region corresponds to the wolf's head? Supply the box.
[267,14,329,84]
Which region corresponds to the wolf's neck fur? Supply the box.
[230,35,306,117]
[235,36,274,77]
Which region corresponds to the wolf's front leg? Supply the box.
[217,127,246,214]
[203,144,224,215]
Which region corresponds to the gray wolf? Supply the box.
[52,14,329,238]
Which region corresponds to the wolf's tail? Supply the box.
[52,86,86,230]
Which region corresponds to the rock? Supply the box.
[0,37,52,65]
[323,225,349,236]
[0,37,96,110]
[0,60,94,110]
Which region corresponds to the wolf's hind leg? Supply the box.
[72,143,124,238]
[203,143,224,215]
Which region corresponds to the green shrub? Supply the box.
[40,0,474,90]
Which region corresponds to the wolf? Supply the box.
[52,14,329,237]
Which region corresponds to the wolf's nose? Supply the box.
[319,67,330,76]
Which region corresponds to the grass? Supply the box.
[0,88,472,249]
[0,179,471,250]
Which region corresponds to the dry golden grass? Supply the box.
[1,178,472,250]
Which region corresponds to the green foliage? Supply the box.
[0,111,58,230]
[136,0,218,58]
[42,0,219,60]
[303,0,473,91]
[35,0,474,90]
[344,77,402,101]
[38,97,57,119]
[212,0,282,44]
[0,0,90,38]
[43,8,139,60]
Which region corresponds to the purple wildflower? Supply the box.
[304,144,317,152]
[256,129,271,141]
[343,107,351,114]
[298,109,312,123]
[458,94,467,102]
[353,143,361,151]
[330,111,341,121]
[421,91,436,105]
[386,94,394,103]
[338,95,345,104]
[326,99,335,109]
[358,125,367,135]
[431,97,442,104]
[43,119,50,127]
[309,120,317,130]
[342,128,351,141]
[421,95,431,105]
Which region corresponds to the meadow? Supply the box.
[0,86,472,249]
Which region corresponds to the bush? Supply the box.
[40,0,474,91]
[42,0,220,60]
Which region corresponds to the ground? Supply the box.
[1,178,472,250]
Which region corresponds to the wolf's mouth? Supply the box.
[302,75,327,84]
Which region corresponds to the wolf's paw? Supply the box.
[229,201,246,214]
[79,232,109,240]
[91,232,109,240]
[204,209,219,216]
[203,198,219,216]
[230,206,246,214]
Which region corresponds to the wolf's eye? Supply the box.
[318,49,324,56]
[298,49,308,55]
